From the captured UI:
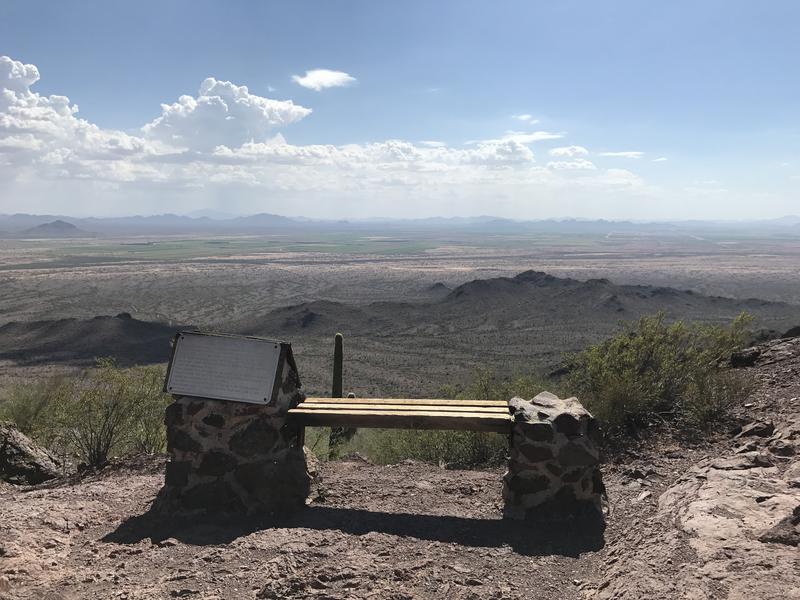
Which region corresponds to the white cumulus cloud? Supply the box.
[0,55,662,218]
[549,145,589,158]
[472,130,563,145]
[0,55,148,182]
[599,151,644,159]
[143,78,311,150]
[547,159,596,170]
[292,69,356,91]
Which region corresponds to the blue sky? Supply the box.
[0,1,798,219]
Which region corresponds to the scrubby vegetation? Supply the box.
[352,312,753,463]
[567,311,753,442]
[0,359,170,467]
[1,312,753,469]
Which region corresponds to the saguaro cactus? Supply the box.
[328,333,357,459]
[332,332,343,399]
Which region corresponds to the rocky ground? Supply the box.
[2,338,799,600]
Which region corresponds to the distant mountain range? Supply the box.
[0,212,799,236]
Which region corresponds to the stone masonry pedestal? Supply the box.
[503,392,605,519]
[154,347,314,514]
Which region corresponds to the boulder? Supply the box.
[784,461,800,487]
[758,505,800,546]
[730,346,761,367]
[735,420,775,438]
[0,422,60,485]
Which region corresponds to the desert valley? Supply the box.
[2,215,800,598]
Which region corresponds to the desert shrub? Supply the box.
[0,360,170,467]
[126,366,172,454]
[365,368,559,468]
[567,312,753,441]
[438,368,563,405]
[0,377,68,438]
[364,428,508,468]
[304,426,333,460]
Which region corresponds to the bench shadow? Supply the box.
[103,504,605,557]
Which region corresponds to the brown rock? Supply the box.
[758,505,800,546]
[164,402,184,428]
[731,347,761,368]
[711,452,774,470]
[0,422,60,485]
[505,473,550,495]
[553,412,582,437]
[228,418,279,457]
[784,461,800,487]
[736,421,775,438]
[518,443,553,463]
[166,429,202,454]
[196,451,237,477]
[558,442,599,467]
[768,439,796,457]
[201,413,225,428]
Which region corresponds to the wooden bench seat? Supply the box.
[288,397,513,433]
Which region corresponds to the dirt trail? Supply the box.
[0,453,689,599]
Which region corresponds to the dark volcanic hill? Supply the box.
[226,270,800,396]
[0,313,184,366]
[2,272,799,395]
[18,219,92,238]
[243,270,799,338]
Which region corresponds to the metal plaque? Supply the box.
[165,332,282,404]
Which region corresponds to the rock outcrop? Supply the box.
[0,422,60,485]
[599,417,800,599]
[503,392,604,518]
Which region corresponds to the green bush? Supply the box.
[363,428,507,468]
[0,376,68,438]
[567,312,753,441]
[437,367,563,405]
[0,359,170,467]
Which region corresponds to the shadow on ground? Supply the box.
[103,504,605,557]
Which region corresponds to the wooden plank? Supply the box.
[295,402,509,414]
[304,397,508,407]
[287,408,513,433]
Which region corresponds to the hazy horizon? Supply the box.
[2,1,799,220]
[0,211,800,225]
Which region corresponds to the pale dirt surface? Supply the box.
[3,338,799,600]
[0,454,683,600]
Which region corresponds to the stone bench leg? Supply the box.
[503,392,605,519]
[155,357,315,514]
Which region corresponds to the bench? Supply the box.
[159,331,604,518]
[288,397,513,433]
